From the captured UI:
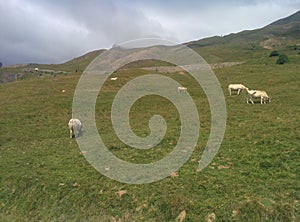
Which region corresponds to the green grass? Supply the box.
[0,48,299,221]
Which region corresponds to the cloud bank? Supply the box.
[0,0,299,65]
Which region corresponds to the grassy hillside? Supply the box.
[186,11,300,64]
[1,11,299,221]
[1,46,299,221]
[0,50,104,83]
[39,49,106,73]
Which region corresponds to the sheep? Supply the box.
[245,88,271,104]
[110,77,118,80]
[178,86,187,93]
[68,118,82,138]
[228,84,248,96]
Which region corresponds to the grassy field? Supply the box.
[0,46,299,221]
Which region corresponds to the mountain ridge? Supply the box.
[63,11,299,67]
[186,10,300,49]
[1,10,299,82]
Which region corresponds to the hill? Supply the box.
[0,11,299,221]
[0,49,105,83]
[185,10,300,63]
[1,11,299,83]
[45,49,106,72]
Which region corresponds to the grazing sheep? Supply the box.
[245,88,271,104]
[178,86,187,93]
[228,84,248,96]
[68,118,82,138]
[110,77,118,80]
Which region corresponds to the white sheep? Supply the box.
[110,77,118,80]
[245,88,271,104]
[228,84,247,96]
[68,118,82,138]
[178,86,187,93]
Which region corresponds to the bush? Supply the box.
[269,51,279,57]
[276,54,289,64]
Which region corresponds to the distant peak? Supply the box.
[269,10,300,26]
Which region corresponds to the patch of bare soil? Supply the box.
[141,62,244,73]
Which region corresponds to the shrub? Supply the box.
[276,54,289,64]
[269,51,279,57]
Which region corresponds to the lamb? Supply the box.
[178,86,187,93]
[245,88,271,104]
[68,118,82,138]
[110,77,118,80]
[228,84,248,96]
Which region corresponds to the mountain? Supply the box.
[1,11,299,83]
[269,10,300,26]
[70,11,299,67]
[46,11,299,68]
[37,49,106,73]
[185,11,300,62]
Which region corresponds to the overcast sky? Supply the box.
[0,0,299,65]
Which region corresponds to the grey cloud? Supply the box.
[0,0,299,65]
[0,0,165,65]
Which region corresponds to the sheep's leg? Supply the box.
[246,95,251,104]
[76,130,79,138]
[228,88,231,96]
[74,128,79,138]
[70,129,73,138]
[237,89,241,95]
[249,97,254,104]
[74,126,81,138]
[264,97,267,104]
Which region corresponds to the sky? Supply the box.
[0,0,299,65]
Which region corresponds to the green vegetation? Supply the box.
[269,50,280,57]
[1,47,299,221]
[276,54,289,64]
[269,51,290,65]
[1,11,299,221]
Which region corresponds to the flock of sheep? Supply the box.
[228,83,271,104]
[68,79,271,139]
[178,83,271,104]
